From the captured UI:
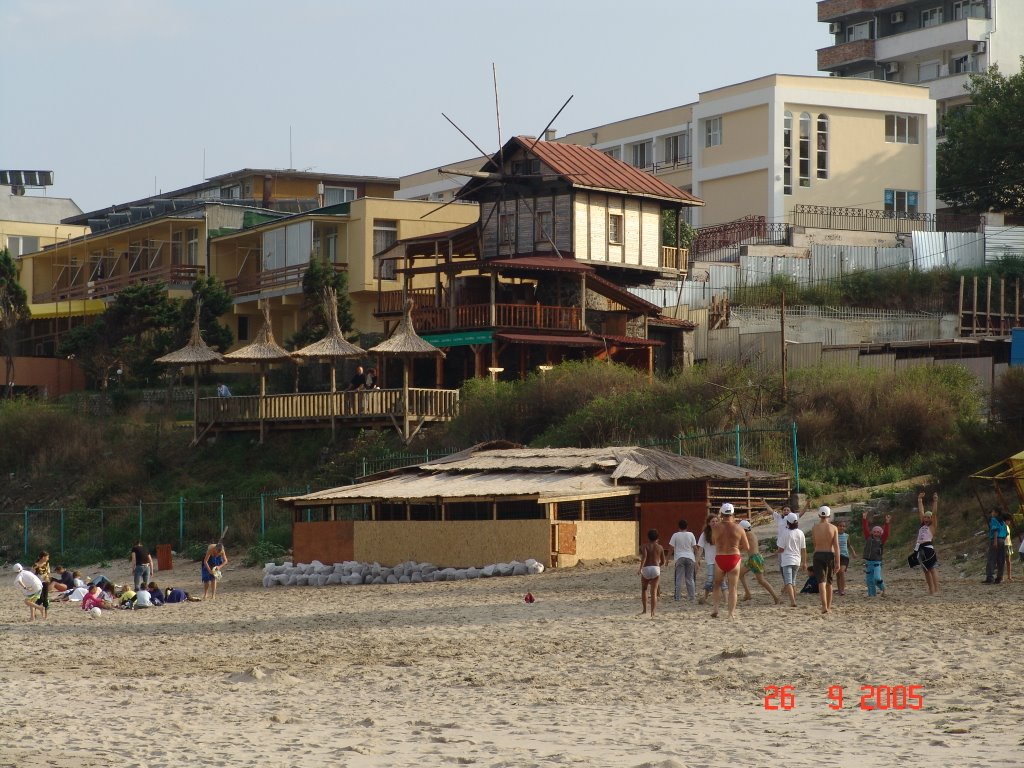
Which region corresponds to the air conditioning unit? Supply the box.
[891,11,905,23]
[828,21,842,34]
[885,62,900,75]
[974,41,987,54]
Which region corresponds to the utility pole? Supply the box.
[780,289,788,403]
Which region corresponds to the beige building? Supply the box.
[401,75,936,230]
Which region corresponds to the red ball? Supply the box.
[524,592,535,603]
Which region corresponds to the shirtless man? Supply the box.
[638,529,666,617]
[711,503,751,619]
[811,505,841,614]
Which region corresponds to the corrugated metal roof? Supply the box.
[495,332,604,348]
[521,138,704,205]
[282,471,638,505]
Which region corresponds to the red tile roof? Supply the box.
[517,137,703,205]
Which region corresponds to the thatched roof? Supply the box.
[224,303,292,363]
[292,287,365,360]
[155,303,224,365]
[368,300,443,358]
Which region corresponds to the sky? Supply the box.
[2,0,832,214]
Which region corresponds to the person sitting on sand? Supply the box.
[915,492,939,595]
[638,529,666,617]
[739,519,780,605]
[710,503,751,619]
[777,513,806,607]
[49,565,76,594]
[147,582,165,606]
[861,510,891,597]
[811,506,841,614]
[81,585,107,612]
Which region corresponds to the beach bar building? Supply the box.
[281,443,789,568]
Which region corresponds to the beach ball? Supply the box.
[90,606,101,618]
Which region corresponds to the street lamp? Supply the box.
[537,364,553,373]
[487,366,504,382]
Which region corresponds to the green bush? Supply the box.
[243,539,288,567]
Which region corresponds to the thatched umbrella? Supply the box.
[368,300,443,444]
[224,302,293,444]
[155,301,225,447]
[292,287,365,441]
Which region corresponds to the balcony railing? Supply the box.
[33,264,203,304]
[411,303,581,333]
[791,204,984,234]
[692,216,791,257]
[196,388,460,428]
[376,287,440,315]
[818,0,906,22]
[817,38,876,70]
[223,263,346,298]
[661,246,690,270]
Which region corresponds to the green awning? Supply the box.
[421,330,493,347]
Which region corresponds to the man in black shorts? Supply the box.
[811,505,840,614]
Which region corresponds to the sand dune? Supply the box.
[1,559,1018,767]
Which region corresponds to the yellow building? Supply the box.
[208,197,480,348]
[402,75,936,230]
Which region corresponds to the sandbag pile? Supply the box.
[262,558,545,587]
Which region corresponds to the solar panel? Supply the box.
[0,170,54,186]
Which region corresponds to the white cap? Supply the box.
[784,512,799,524]
[818,505,832,518]
[739,519,752,530]
[720,502,735,516]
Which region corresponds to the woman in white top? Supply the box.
[916,491,939,596]
[777,513,806,607]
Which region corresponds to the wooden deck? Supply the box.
[195,388,460,434]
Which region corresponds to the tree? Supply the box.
[178,276,233,352]
[938,57,1024,214]
[661,210,695,249]
[287,257,354,349]
[59,282,179,389]
[0,248,30,398]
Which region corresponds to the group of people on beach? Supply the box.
[639,491,945,618]
[11,540,228,620]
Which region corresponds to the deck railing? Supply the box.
[196,388,459,425]
[661,246,690,270]
[791,204,984,234]
[34,264,203,303]
[376,287,440,314]
[223,263,346,298]
[409,303,580,332]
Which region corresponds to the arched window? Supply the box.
[783,111,792,195]
[799,112,811,187]
[817,113,829,180]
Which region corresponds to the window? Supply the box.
[186,227,199,265]
[816,114,829,180]
[663,132,691,165]
[608,213,623,245]
[799,112,811,188]
[171,231,183,264]
[846,21,872,41]
[921,7,943,27]
[4,235,39,257]
[783,111,792,195]
[953,1,986,20]
[511,158,540,175]
[705,116,722,148]
[629,140,653,169]
[220,184,241,200]
[953,54,977,74]
[374,256,396,280]
[602,147,621,161]
[885,113,919,144]
[372,219,398,254]
[884,189,919,215]
[237,316,250,342]
[535,211,552,245]
[919,60,941,81]
[324,186,357,205]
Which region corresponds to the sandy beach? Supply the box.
[1,555,1020,767]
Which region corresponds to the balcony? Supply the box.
[34,264,203,304]
[661,246,690,271]
[817,38,876,70]
[222,263,346,298]
[875,18,990,61]
[412,303,581,333]
[818,0,907,22]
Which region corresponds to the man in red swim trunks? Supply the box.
[711,503,751,619]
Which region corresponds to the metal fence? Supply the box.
[791,204,984,234]
[1,486,316,562]
[359,448,459,477]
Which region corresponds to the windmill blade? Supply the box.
[493,63,504,175]
[442,112,498,171]
[418,180,502,219]
[527,95,574,155]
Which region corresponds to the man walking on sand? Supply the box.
[668,519,697,603]
[711,503,750,619]
[812,506,841,614]
[638,529,666,617]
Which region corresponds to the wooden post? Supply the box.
[1001,278,1006,335]
[401,356,410,444]
[435,353,443,388]
[972,276,979,336]
[489,272,497,327]
[986,276,992,334]
[781,290,788,402]
[580,273,587,331]
[958,275,965,336]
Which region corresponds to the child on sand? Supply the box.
[14,564,46,620]
[836,520,856,596]
[638,529,666,617]
[916,492,939,595]
[777,513,806,607]
[862,509,891,597]
[739,519,780,605]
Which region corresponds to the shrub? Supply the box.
[243,539,288,567]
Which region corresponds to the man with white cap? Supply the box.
[811,506,841,614]
[13,564,47,620]
[710,502,752,619]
